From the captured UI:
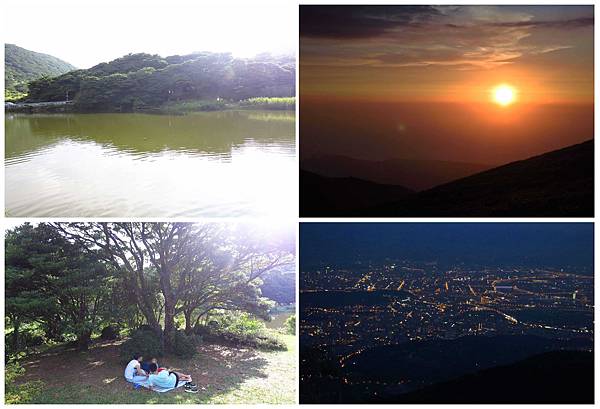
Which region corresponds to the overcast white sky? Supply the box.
[4,0,296,68]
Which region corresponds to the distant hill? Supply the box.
[301,140,593,217]
[301,155,491,191]
[300,170,413,216]
[391,350,593,404]
[5,44,75,95]
[260,268,295,305]
[24,52,295,112]
[371,139,593,216]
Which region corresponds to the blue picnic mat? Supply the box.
[137,379,189,393]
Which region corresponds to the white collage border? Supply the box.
[0,0,597,408]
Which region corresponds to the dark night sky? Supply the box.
[300,223,593,271]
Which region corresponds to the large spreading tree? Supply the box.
[6,222,294,356]
[51,222,294,352]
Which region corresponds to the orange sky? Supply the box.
[300,6,594,164]
[300,5,594,105]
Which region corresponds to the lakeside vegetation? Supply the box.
[239,97,295,110]
[158,97,295,115]
[12,51,295,113]
[5,90,27,102]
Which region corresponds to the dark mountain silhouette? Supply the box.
[299,335,593,404]
[300,170,413,215]
[389,350,593,404]
[371,139,593,216]
[301,155,491,190]
[300,140,593,217]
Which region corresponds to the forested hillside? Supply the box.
[25,52,295,111]
[5,44,75,98]
[260,268,296,305]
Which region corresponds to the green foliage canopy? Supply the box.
[26,52,295,111]
[5,223,294,358]
[5,223,114,354]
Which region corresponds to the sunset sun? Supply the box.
[492,84,517,106]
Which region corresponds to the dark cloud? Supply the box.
[301,6,594,70]
[300,5,441,39]
[490,16,594,29]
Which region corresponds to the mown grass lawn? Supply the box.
[9,334,296,404]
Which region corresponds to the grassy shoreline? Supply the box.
[157,97,295,115]
[6,97,295,115]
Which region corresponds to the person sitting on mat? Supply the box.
[141,357,163,374]
[147,363,197,393]
[124,353,148,384]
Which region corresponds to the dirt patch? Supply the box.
[20,339,269,397]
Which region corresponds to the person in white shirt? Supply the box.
[124,353,148,383]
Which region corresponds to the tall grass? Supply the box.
[5,90,27,102]
[238,97,295,110]
[159,99,230,115]
[158,97,295,115]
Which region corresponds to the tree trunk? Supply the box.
[11,316,20,353]
[77,329,92,351]
[45,315,63,342]
[183,308,197,335]
[163,298,176,352]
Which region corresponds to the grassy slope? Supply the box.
[13,334,296,404]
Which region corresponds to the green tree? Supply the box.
[284,314,296,335]
[5,223,113,352]
[5,224,56,355]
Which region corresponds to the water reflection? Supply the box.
[5,111,296,217]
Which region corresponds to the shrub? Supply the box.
[5,362,44,404]
[173,331,199,358]
[136,324,155,333]
[100,325,120,340]
[228,312,264,334]
[6,331,45,358]
[284,315,296,335]
[196,312,287,351]
[219,329,286,351]
[119,327,163,364]
[193,325,210,337]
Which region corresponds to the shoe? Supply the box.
[186,382,197,388]
[184,386,198,393]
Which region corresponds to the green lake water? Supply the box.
[5,111,296,217]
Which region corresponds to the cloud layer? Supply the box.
[301,5,593,70]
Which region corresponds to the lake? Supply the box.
[5,111,296,217]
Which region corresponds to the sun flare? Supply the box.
[492,84,517,106]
